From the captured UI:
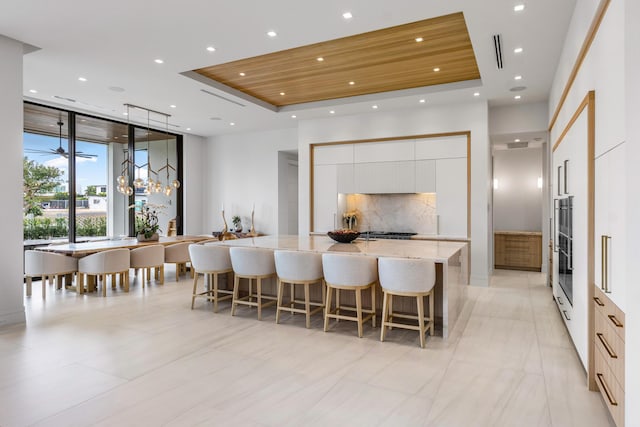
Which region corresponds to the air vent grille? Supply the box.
[200,89,246,107]
[493,34,504,70]
[507,141,528,149]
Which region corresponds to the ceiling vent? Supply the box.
[507,141,528,149]
[493,34,504,69]
[200,89,246,107]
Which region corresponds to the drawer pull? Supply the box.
[596,373,618,406]
[593,296,605,307]
[608,315,623,328]
[557,296,563,305]
[562,310,570,321]
[596,333,617,359]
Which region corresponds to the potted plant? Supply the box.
[134,204,161,241]
[231,215,243,232]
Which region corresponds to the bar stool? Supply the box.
[229,247,277,320]
[164,242,193,282]
[24,250,78,299]
[378,257,436,348]
[322,253,377,338]
[78,248,130,297]
[189,243,233,312]
[274,250,325,328]
[129,244,165,287]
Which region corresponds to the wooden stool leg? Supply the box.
[25,276,32,297]
[371,284,376,327]
[124,272,129,292]
[159,265,164,284]
[212,273,219,313]
[231,275,240,316]
[304,282,311,328]
[429,290,435,336]
[356,288,364,338]
[324,285,333,332]
[191,272,198,309]
[275,278,284,324]
[41,276,47,299]
[290,283,295,311]
[101,275,107,297]
[380,291,389,342]
[257,278,263,321]
[336,289,340,322]
[417,295,426,348]
[388,294,394,330]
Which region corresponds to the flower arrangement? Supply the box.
[132,203,162,239]
[342,211,358,230]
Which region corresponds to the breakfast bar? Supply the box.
[215,235,468,338]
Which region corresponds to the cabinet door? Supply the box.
[337,163,354,193]
[313,144,353,165]
[415,160,436,193]
[435,158,467,236]
[595,142,626,310]
[415,136,467,160]
[313,164,337,232]
[354,161,415,193]
[354,140,414,163]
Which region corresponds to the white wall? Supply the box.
[298,102,491,286]
[0,35,26,327]
[489,102,549,135]
[204,128,297,236]
[493,147,543,232]
[625,0,639,424]
[182,133,206,235]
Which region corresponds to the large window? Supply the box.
[23,103,183,244]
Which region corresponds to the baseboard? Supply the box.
[0,308,26,328]
[470,275,489,287]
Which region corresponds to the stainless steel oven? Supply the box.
[557,196,573,305]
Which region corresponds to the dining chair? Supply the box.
[164,242,193,282]
[24,250,78,299]
[77,248,130,297]
[130,244,165,286]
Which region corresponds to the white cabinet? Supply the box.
[354,161,415,194]
[415,136,467,160]
[594,142,626,311]
[354,140,414,163]
[415,160,436,193]
[435,158,467,236]
[313,144,354,165]
[313,164,337,232]
[337,163,354,194]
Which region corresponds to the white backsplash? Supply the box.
[338,193,437,234]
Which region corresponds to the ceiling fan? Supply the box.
[25,119,97,159]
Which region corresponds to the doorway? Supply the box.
[278,150,299,235]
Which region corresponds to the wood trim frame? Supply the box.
[309,131,472,238]
[548,0,611,131]
[552,90,596,390]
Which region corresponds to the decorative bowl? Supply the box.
[327,230,360,243]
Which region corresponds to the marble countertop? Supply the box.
[494,230,542,236]
[214,235,467,262]
[308,232,469,242]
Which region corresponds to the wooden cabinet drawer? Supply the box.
[595,347,625,427]
[594,286,625,342]
[594,308,625,389]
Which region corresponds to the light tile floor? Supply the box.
[0,268,614,426]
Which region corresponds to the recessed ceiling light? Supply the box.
[122,112,128,116]
[239,72,246,76]
[433,67,440,72]
[187,127,191,131]
[372,105,378,109]
[514,4,525,12]
[291,115,297,118]
[349,81,355,85]
[473,92,480,97]
[419,99,426,103]
[170,104,176,108]
[415,37,424,43]
[114,136,119,140]
[29,89,37,93]
[78,77,87,82]
[80,119,87,122]
[514,75,523,80]
[206,46,216,52]
[230,122,235,126]
[515,139,521,142]
[267,31,277,37]
[280,92,285,96]
[330,110,335,114]
[514,95,522,100]
[317,57,324,62]
[121,134,128,137]
[154,59,164,64]
[342,12,353,19]
[514,47,523,53]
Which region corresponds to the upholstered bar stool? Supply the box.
[322,253,378,338]
[274,250,325,329]
[24,250,78,299]
[164,242,193,282]
[189,243,233,312]
[77,248,130,297]
[130,244,165,287]
[378,257,436,348]
[229,247,277,320]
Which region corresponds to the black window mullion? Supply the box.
[68,111,77,242]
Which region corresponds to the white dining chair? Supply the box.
[164,242,193,282]
[130,244,165,286]
[229,247,277,320]
[189,243,233,312]
[78,248,130,297]
[378,257,436,348]
[322,253,378,338]
[24,250,78,299]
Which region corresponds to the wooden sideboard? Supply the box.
[494,231,542,271]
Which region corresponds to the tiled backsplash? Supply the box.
[338,193,437,234]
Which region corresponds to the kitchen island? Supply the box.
[214,235,468,338]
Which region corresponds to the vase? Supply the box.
[234,223,243,232]
[137,232,159,242]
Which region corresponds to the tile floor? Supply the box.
[0,268,614,427]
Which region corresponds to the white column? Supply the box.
[625,0,640,423]
[0,35,26,326]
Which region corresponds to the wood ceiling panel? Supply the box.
[194,12,480,107]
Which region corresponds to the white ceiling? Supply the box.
[0,0,576,137]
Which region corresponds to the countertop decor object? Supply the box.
[231,215,242,232]
[133,203,161,240]
[327,230,360,243]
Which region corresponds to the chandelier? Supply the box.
[116,104,180,196]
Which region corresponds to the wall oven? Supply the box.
[557,196,573,305]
